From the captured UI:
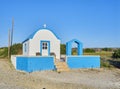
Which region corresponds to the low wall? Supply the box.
[12,56,55,72]
[11,55,17,69]
[66,56,100,69]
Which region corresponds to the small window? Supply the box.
[42,42,47,50]
[25,43,27,52]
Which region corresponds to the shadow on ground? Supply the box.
[108,60,120,68]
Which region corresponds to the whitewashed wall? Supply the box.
[23,29,60,59]
[23,40,29,56]
[11,55,17,69]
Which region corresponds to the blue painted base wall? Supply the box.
[67,56,100,69]
[16,56,55,72]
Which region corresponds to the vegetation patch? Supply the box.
[0,43,22,58]
[60,44,66,54]
[112,49,120,58]
[100,57,113,68]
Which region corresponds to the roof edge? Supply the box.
[22,28,60,43]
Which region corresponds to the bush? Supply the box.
[100,57,113,68]
[72,48,77,55]
[84,48,95,53]
[0,43,22,58]
[60,44,66,54]
[0,47,8,58]
[11,43,22,55]
[102,48,112,51]
[112,49,120,58]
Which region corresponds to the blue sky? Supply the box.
[0,0,120,48]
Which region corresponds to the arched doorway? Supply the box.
[66,39,83,56]
[72,42,78,55]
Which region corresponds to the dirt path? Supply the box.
[0,59,120,89]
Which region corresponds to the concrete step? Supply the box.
[57,68,70,72]
[56,66,69,69]
[54,61,70,72]
[55,62,66,65]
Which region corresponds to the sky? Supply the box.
[0,0,120,48]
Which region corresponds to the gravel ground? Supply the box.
[0,59,120,89]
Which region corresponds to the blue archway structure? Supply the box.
[66,39,100,69]
[66,39,83,56]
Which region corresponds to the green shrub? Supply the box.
[84,48,95,53]
[102,48,112,51]
[100,57,113,68]
[112,49,120,58]
[0,43,22,58]
[0,47,8,58]
[11,43,22,55]
[60,44,66,54]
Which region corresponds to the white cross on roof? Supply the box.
[43,24,47,28]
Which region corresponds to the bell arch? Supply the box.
[66,39,83,56]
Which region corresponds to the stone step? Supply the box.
[56,65,69,69]
[54,61,70,72]
[57,68,70,72]
[55,62,67,65]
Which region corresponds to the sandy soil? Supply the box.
[0,59,120,89]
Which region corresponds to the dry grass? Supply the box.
[84,51,113,57]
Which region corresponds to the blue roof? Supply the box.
[67,39,82,44]
[22,29,38,43]
[22,28,60,43]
